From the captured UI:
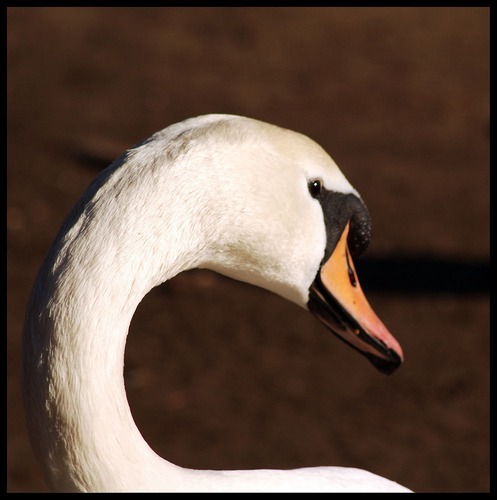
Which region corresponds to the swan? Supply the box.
[22,114,412,492]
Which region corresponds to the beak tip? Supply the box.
[367,348,403,375]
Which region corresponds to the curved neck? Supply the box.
[22,155,206,491]
[23,237,184,491]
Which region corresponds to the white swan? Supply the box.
[23,114,412,492]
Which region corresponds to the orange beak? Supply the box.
[308,222,404,374]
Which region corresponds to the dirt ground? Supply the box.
[7,7,489,493]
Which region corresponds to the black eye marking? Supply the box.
[308,179,323,198]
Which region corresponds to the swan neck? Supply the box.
[22,159,202,491]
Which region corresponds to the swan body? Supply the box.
[23,114,411,492]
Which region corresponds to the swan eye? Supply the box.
[308,179,323,198]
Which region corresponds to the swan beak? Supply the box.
[308,222,404,374]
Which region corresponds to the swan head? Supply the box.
[132,115,403,374]
[51,114,402,375]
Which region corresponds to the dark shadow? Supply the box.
[354,256,489,295]
[71,148,123,172]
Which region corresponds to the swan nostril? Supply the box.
[348,267,357,287]
[345,249,357,287]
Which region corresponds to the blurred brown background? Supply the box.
[7,7,489,492]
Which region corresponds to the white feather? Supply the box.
[23,114,411,492]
